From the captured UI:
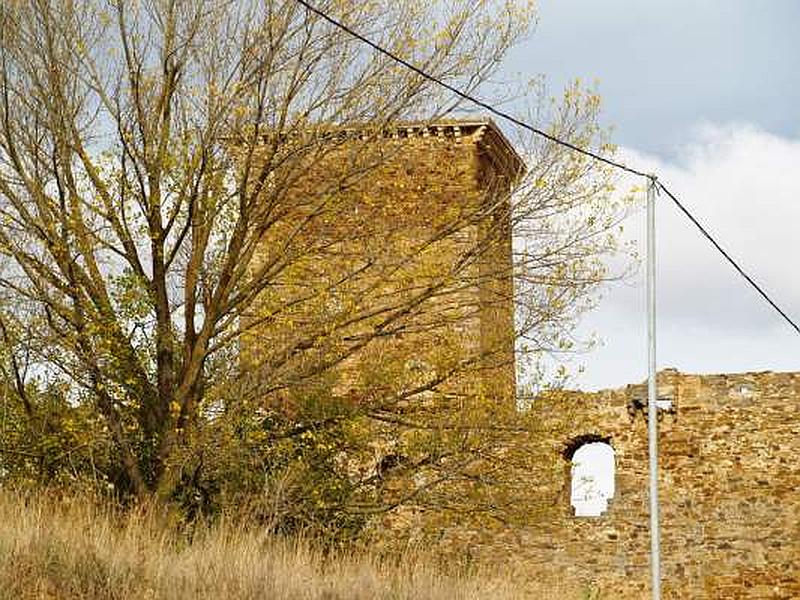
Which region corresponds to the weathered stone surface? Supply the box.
[425,369,800,599]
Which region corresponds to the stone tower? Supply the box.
[242,119,525,407]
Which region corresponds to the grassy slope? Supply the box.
[0,490,574,600]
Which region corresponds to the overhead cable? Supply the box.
[293,0,800,338]
[294,0,648,178]
[657,182,800,335]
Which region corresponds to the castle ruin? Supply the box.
[245,119,799,598]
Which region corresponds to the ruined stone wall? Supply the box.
[437,369,800,599]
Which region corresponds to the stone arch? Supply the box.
[562,433,612,461]
[565,434,615,517]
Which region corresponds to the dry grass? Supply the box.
[0,489,568,600]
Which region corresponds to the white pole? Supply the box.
[646,176,661,599]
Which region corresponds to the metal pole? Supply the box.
[646,176,661,599]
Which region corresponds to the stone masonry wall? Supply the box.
[242,121,520,405]
[451,369,800,599]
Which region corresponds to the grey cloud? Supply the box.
[502,0,800,158]
[502,2,800,390]
[561,124,800,390]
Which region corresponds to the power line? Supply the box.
[294,0,648,179]
[294,0,800,338]
[657,182,800,335]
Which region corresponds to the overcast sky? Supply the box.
[503,0,800,390]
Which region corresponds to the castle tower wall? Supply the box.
[241,120,523,410]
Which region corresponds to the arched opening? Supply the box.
[570,441,615,517]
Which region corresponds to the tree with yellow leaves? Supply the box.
[0,0,627,526]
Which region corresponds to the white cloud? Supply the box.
[567,123,800,390]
